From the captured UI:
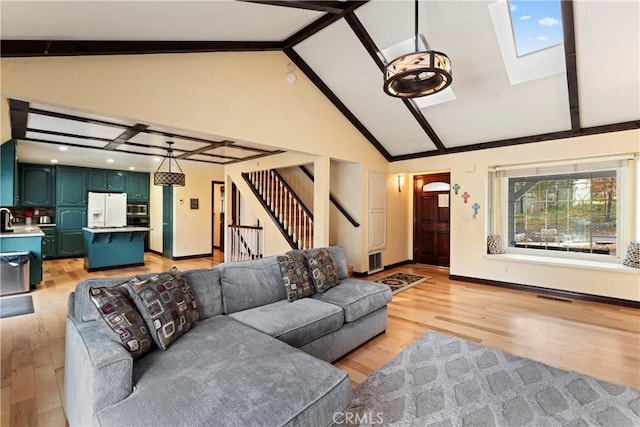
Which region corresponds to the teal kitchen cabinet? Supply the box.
[126,172,150,201]
[0,140,18,206]
[87,169,108,191]
[107,171,126,192]
[57,166,87,206]
[57,231,84,257]
[57,207,86,230]
[0,233,43,287]
[41,227,57,259]
[57,207,86,257]
[20,164,55,207]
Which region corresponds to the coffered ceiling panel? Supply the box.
[128,133,215,152]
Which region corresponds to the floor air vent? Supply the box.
[536,295,573,303]
[368,252,383,274]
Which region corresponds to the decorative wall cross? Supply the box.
[472,202,480,220]
[452,183,460,195]
[461,191,470,203]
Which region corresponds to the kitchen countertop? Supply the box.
[0,225,45,238]
[83,226,152,233]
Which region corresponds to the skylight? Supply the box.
[508,0,563,57]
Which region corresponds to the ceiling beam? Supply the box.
[104,124,149,150]
[9,99,29,140]
[284,1,368,48]
[344,13,447,154]
[176,142,232,159]
[391,120,640,162]
[25,128,113,143]
[238,1,347,14]
[29,107,128,129]
[561,0,581,134]
[0,40,284,57]
[284,47,392,161]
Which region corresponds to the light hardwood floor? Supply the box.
[1,254,638,426]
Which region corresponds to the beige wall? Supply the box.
[1,52,389,264]
[390,130,640,301]
[1,98,10,143]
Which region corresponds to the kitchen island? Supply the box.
[0,225,45,287]
[83,226,151,272]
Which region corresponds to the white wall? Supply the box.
[390,130,640,301]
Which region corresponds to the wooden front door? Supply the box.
[414,173,450,267]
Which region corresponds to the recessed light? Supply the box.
[153,157,161,162]
[107,159,114,163]
[59,146,68,151]
[50,159,58,163]
[129,166,135,170]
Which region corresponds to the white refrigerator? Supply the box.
[87,192,127,228]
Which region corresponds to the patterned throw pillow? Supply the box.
[304,249,339,293]
[622,242,640,268]
[89,285,153,358]
[124,267,199,350]
[487,235,506,254]
[277,253,315,302]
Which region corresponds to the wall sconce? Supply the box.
[397,174,405,192]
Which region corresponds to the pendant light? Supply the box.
[154,141,185,186]
[383,0,452,98]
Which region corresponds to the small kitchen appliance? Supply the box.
[0,208,14,233]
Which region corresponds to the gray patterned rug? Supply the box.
[345,331,640,426]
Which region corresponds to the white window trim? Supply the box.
[489,154,637,265]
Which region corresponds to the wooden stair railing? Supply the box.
[228,224,263,261]
[298,166,360,227]
[242,170,314,250]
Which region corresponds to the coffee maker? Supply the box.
[0,208,14,233]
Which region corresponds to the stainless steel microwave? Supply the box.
[127,204,148,216]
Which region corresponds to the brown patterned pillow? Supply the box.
[124,267,199,350]
[304,249,339,293]
[277,253,315,302]
[89,285,153,358]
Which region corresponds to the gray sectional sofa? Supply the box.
[64,246,392,426]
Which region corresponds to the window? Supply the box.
[507,171,618,256]
[508,0,563,57]
[490,155,635,262]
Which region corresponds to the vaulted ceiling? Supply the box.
[1,0,639,169]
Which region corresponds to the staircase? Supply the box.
[243,170,313,250]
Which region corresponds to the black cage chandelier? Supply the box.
[154,141,185,186]
[383,0,452,98]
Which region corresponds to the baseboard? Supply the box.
[172,253,213,261]
[353,259,414,277]
[86,262,145,273]
[449,274,640,309]
[148,249,163,256]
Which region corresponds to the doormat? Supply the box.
[0,294,34,319]
[374,273,430,294]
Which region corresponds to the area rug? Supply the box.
[344,331,640,426]
[374,273,430,294]
[0,294,34,319]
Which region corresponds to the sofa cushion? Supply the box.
[219,256,287,314]
[313,278,392,322]
[183,268,223,319]
[96,315,351,427]
[229,299,344,348]
[88,284,153,358]
[304,248,339,293]
[277,253,315,302]
[124,268,199,351]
